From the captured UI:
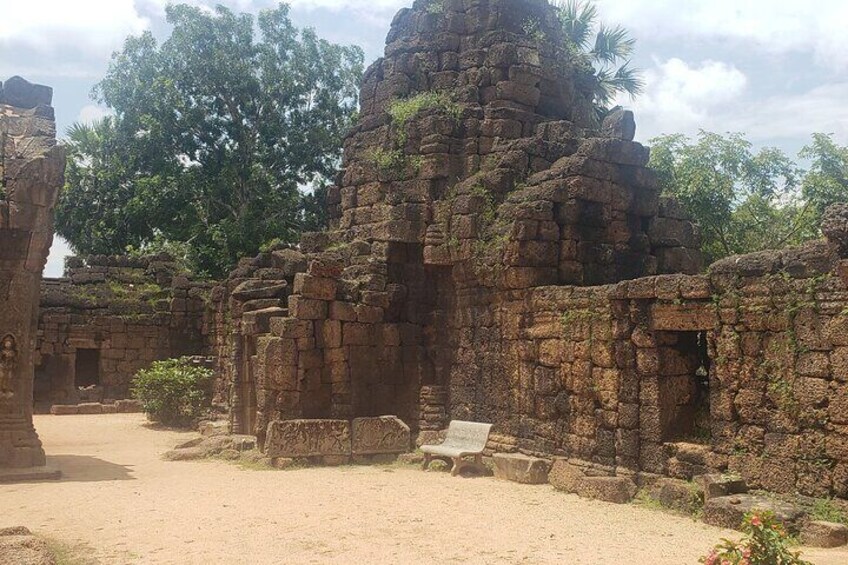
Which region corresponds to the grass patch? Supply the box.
[43,537,102,565]
[809,498,848,525]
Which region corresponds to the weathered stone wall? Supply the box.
[0,76,64,469]
[35,254,213,407]
[213,0,848,498]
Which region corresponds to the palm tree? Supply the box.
[552,0,644,114]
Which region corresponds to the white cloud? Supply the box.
[77,105,112,125]
[620,58,848,151]
[597,0,848,70]
[733,83,848,145]
[0,1,150,60]
[619,58,747,140]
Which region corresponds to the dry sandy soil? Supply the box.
[2,414,847,565]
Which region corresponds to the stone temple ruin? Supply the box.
[36,255,211,410]
[2,0,848,509]
[0,76,65,478]
[211,0,848,500]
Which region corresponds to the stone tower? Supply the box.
[0,76,64,479]
[219,0,701,442]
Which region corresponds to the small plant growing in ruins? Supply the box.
[365,148,406,174]
[809,498,848,526]
[701,512,811,565]
[522,17,546,42]
[387,91,463,146]
[131,357,213,428]
[425,0,446,15]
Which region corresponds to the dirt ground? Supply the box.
[1,414,846,565]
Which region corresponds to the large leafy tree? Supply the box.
[552,0,644,114]
[800,133,848,216]
[650,131,848,265]
[58,3,363,277]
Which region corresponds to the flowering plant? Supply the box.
[701,511,811,565]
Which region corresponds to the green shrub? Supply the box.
[701,511,811,565]
[131,358,213,427]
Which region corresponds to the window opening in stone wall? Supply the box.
[658,331,711,443]
[74,348,101,388]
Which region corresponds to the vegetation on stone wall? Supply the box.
[651,132,848,264]
[58,3,364,278]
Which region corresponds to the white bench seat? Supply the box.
[420,420,492,476]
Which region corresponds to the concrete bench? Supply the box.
[420,420,492,476]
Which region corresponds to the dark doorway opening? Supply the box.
[657,331,711,443]
[75,349,101,388]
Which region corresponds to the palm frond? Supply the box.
[609,61,644,97]
[555,0,597,50]
[592,24,636,64]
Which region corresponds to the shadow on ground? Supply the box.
[46,455,135,482]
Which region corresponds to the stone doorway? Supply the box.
[74,348,101,388]
[657,331,711,443]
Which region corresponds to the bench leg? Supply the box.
[422,453,432,471]
[450,457,463,476]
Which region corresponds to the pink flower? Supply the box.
[750,515,762,527]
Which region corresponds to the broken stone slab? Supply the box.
[264,419,351,458]
[801,521,848,548]
[646,478,701,513]
[694,473,748,502]
[580,476,638,504]
[548,458,637,503]
[703,494,807,533]
[114,399,142,413]
[164,434,257,461]
[351,415,410,455]
[198,420,230,436]
[548,458,584,492]
[76,403,103,415]
[493,453,550,484]
[49,404,78,415]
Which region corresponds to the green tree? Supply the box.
[800,133,848,216]
[58,3,363,277]
[650,131,816,264]
[552,0,645,113]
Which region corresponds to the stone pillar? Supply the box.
[0,76,64,480]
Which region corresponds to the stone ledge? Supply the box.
[548,458,637,503]
[493,453,549,484]
[800,520,848,548]
[703,494,806,533]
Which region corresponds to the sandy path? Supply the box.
[1,414,846,565]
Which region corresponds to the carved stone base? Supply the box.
[0,415,48,468]
[0,466,60,483]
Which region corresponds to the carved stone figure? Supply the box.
[0,334,17,398]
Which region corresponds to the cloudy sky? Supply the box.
[3,0,847,276]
